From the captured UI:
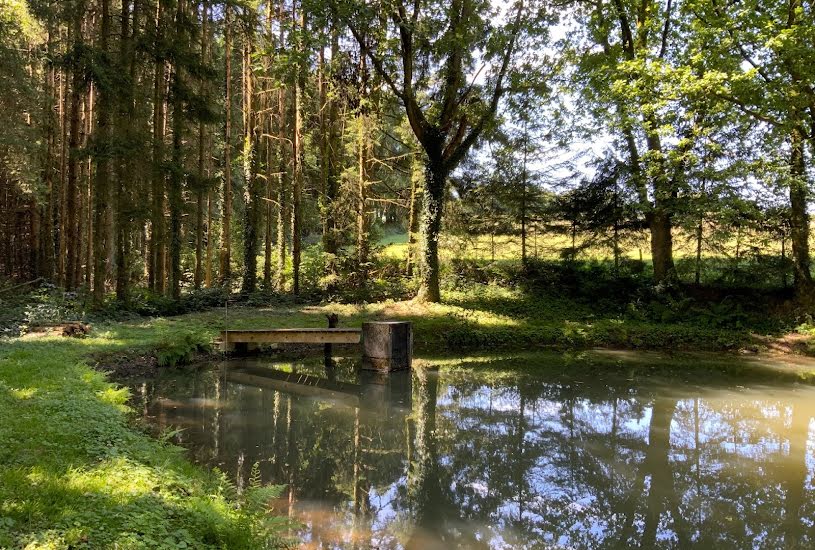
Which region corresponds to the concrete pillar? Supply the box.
[362,321,412,371]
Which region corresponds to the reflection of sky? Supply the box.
[139,363,815,549]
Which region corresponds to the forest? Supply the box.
[1,0,813,309]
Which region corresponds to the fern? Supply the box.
[248,461,262,489]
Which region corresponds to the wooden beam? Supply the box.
[219,328,362,349]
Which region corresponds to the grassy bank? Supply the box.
[102,288,786,356]
[0,331,287,549]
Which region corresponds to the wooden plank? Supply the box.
[220,328,361,346]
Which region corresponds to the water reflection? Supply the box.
[131,357,815,549]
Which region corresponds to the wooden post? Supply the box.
[362,321,412,371]
[325,312,338,367]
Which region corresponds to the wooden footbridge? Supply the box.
[218,320,413,371]
[219,328,361,352]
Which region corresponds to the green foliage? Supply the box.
[156,331,211,368]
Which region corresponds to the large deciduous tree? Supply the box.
[687,0,815,293]
[335,0,542,302]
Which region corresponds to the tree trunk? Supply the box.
[645,128,675,284]
[92,0,112,306]
[695,217,703,285]
[168,0,185,300]
[356,119,370,288]
[320,29,341,283]
[150,0,167,293]
[781,233,788,288]
[649,209,674,283]
[42,20,57,280]
[57,33,68,286]
[219,3,233,284]
[520,122,528,266]
[193,1,209,291]
[417,159,447,303]
[275,57,288,293]
[81,85,92,288]
[241,13,261,295]
[790,128,812,293]
[406,156,421,277]
[263,1,275,290]
[290,3,304,295]
[115,0,138,303]
[65,3,85,291]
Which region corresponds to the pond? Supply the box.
[128,354,815,549]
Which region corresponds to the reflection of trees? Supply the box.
[135,362,815,549]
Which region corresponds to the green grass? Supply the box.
[44,283,788,357]
[379,228,785,263]
[0,331,288,549]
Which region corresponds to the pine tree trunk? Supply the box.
[204,1,215,288]
[356,114,370,288]
[520,129,528,266]
[115,0,138,303]
[240,12,261,295]
[275,84,288,292]
[319,30,339,285]
[356,51,370,288]
[42,21,57,280]
[318,43,330,271]
[57,48,68,286]
[150,0,166,293]
[263,1,275,290]
[168,0,187,300]
[92,0,113,305]
[194,173,205,290]
[65,3,85,291]
[219,3,233,284]
[290,3,304,295]
[82,85,92,288]
[193,1,209,291]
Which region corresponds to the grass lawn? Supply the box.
[0,328,288,549]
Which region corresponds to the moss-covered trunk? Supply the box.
[418,159,448,303]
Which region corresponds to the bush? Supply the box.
[156,331,212,367]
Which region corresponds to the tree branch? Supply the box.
[445,1,524,169]
[657,0,672,60]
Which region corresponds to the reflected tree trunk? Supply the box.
[406,367,445,546]
[617,398,681,546]
[783,404,810,548]
[641,398,684,547]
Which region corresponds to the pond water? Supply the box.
[129,355,815,549]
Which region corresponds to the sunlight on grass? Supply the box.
[9,387,36,399]
[379,230,784,264]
